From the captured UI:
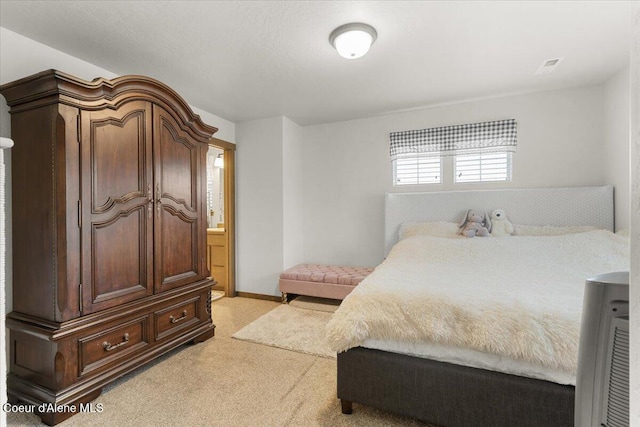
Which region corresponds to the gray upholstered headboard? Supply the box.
[384,185,614,255]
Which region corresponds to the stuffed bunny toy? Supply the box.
[458,209,491,237]
[489,209,514,237]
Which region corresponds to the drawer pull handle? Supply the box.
[169,310,188,324]
[102,333,130,352]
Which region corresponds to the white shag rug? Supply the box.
[232,304,336,359]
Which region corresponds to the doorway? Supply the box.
[206,137,236,297]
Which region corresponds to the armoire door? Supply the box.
[81,100,155,313]
[153,105,206,293]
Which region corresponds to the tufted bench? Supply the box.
[279,263,374,303]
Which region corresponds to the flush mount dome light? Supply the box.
[329,23,377,59]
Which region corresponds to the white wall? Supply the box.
[603,66,631,231]
[302,86,607,267]
[0,28,235,141]
[282,117,305,269]
[193,106,235,143]
[0,27,118,84]
[236,117,285,296]
[235,116,304,296]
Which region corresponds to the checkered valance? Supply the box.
[389,119,517,159]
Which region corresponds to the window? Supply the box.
[455,151,512,183]
[393,153,441,185]
[389,119,517,186]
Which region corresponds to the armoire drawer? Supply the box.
[154,297,201,341]
[78,315,150,377]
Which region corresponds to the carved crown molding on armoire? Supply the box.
[1,70,217,425]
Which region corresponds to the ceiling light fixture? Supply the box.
[214,153,224,168]
[329,23,377,59]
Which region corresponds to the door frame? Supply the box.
[209,137,236,297]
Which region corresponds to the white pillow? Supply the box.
[512,224,598,236]
[399,221,461,240]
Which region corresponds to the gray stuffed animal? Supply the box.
[459,209,491,237]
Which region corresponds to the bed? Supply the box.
[325,186,630,427]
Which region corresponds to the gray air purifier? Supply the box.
[575,271,629,427]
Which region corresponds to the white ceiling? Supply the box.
[0,1,635,126]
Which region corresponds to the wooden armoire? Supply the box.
[0,70,216,425]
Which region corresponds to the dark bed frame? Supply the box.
[335,187,615,426]
[338,347,575,426]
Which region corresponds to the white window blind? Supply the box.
[455,151,512,183]
[393,154,441,185]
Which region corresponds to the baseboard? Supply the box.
[235,291,281,302]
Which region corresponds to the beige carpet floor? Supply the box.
[6,297,432,427]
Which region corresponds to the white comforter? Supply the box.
[325,230,629,373]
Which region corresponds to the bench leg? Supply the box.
[341,399,353,414]
[281,292,288,304]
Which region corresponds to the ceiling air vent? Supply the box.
[535,57,564,75]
